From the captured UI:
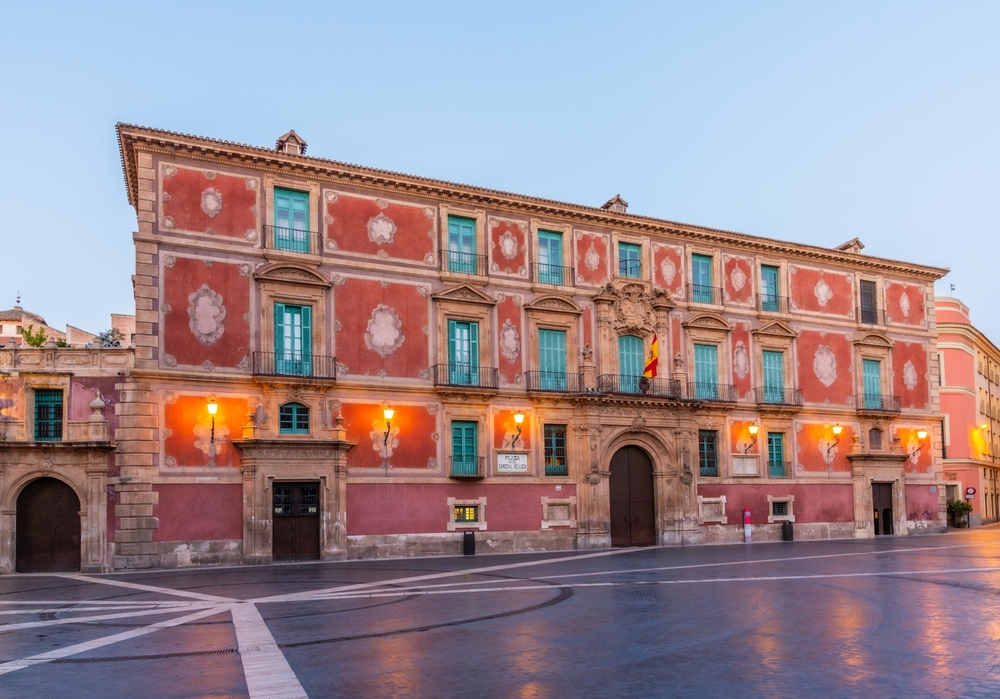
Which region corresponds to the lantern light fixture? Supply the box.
[207,399,218,445]
[910,429,929,458]
[383,406,394,448]
[827,424,843,464]
[744,424,759,454]
[512,411,525,449]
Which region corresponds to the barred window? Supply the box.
[34,389,63,442]
[544,424,568,476]
[699,430,718,477]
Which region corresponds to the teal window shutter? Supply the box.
[761,265,780,311]
[452,421,478,476]
[762,350,784,403]
[544,424,568,476]
[274,304,311,376]
[34,389,64,442]
[301,305,312,375]
[618,335,644,392]
[448,215,477,273]
[539,329,567,389]
[767,433,785,477]
[863,359,882,408]
[274,188,310,253]
[538,230,563,284]
[279,403,310,434]
[274,303,286,356]
[694,344,718,399]
[448,320,479,385]
[618,242,641,278]
[698,430,718,476]
[692,254,713,302]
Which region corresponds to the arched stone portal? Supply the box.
[609,446,656,546]
[16,478,81,572]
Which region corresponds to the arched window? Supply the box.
[869,427,883,451]
[279,403,309,434]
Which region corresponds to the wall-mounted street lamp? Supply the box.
[511,411,525,449]
[744,424,759,454]
[827,424,843,464]
[207,399,218,445]
[910,429,929,458]
[383,406,395,448]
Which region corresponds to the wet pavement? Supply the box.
[2,528,1000,698]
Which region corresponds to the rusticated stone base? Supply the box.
[155,539,243,568]
[347,530,578,560]
[699,522,857,544]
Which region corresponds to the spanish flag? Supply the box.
[643,334,659,378]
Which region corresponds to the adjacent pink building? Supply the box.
[936,297,1000,525]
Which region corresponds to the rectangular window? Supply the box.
[860,280,878,324]
[699,430,718,476]
[447,320,480,385]
[618,335,644,393]
[538,230,564,284]
[692,254,713,303]
[937,352,945,386]
[447,215,477,274]
[760,265,780,312]
[694,344,719,399]
[279,403,309,434]
[454,505,479,522]
[538,328,567,390]
[618,242,641,278]
[544,424,568,476]
[34,389,63,442]
[452,421,478,477]
[767,433,785,477]
[274,303,312,375]
[771,501,789,517]
[863,359,882,409]
[762,350,785,403]
[273,188,310,253]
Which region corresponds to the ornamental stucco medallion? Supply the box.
[733,341,750,379]
[813,345,837,387]
[367,212,397,245]
[499,231,519,260]
[903,360,918,390]
[814,279,833,307]
[194,417,229,457]
[370,419,399,460]
[899,292,911,318]
[585,242,601,271]
[364,304,405,358]
[500,319,520,363]
[187,285,227,345]
[660,256,677,286]
[200,188,223,219]
[731,264,747,292]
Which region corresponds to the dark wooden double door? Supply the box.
[273,482,320,561]
[610,446,656,547]
[16,478,81,572]
[873,482,894,536]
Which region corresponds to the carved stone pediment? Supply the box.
[254,263,330,287]
[752,320,798,338]
[431,283,497,307]
[854,332,893,349]
[682,313,732,332]
[598,282,657,335]
[524,295,582,315]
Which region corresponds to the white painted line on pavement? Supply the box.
[0,605,230,676]
[0,604,198,615]
[0,603,216,631]
[50,573,235,603]
[231,603,309,699]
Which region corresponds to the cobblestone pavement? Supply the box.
[2,528,1000,698]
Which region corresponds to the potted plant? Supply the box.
[947,500,974,528]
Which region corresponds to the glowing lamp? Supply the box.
[512,411,525,448]
[207,400,218,416]
[514,411,525,425]
[383,406,395,422]
[748,424,759,436]
[744,424,759,454]
[917,429,928,441]
[832,424,843,437]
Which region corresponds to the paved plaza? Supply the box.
[1,529,1000,698]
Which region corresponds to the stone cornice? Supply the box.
[117,123,949,281]
[937,321,1000,362]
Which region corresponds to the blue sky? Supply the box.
[2,1,997,338]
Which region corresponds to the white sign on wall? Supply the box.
[496,452,529,473]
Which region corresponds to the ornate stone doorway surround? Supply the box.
[847,452,909,538]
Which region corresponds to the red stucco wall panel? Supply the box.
[160,165,259,239]
[574,232,610,286]
[340,402,437,470]
[152,484,243,542]
[497,295,522,386]
[885,281,926,327]
[652,244,684,298]
[723,255,754,305]
[334,277,429,378]
[905,484,940,521]
[940,392,975,459]
[729,420,760,455]
[697,483,855,524]
[488,219,528,278]
[324,192,435,262]
[164,395,246,469]
[162,258,250,369]
[892,341,930,410]
[795,422,854,473]
[898,426,933,473]
[796,330,854,404]
[790,266,854,317]
[493,409,532,451]
[731,321,752,399]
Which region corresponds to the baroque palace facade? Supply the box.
[0,124,950,572]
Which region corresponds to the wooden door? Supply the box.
[609,446,656,547]
[872,483,893,536]
[16,478,81,572]
[272,482,320,561]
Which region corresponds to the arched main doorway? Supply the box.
[609,446,656,546]
[16,478,81,572]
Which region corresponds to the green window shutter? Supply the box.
[539,329,567,389]
[274,188,310,253]
[448,321,479,385]
[275,304,310,375]
[618,242,641,278]
[767,433,785,477]
[618,335,644,392]
[692,254,713,302]
[301,306,313,375]
[452,421,478,476]
[694,344,718,399]
[863,359,882,408]
[448,215,476,273]
[538,231,563,284]
[762,350,784,403]
[761,266,779,311]
[274,303,286,356]
[698,430,718,476]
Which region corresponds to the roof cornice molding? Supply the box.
[117,123,949,281]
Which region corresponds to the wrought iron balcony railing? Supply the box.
[687,284,724,305]
[449,456,485,479]
[442,249,489,276]
[432,364,499,389]
[525,371,583,393]
[687,382,739,402]
[852,393,901,412]
[758,294,791,314]
[857,306,885,325]
[597,374,682,398]
[766,460,792,479]
[532,263,575,286]
[753,387,804,407]
[252,352,338,380]
[263,225,317,254]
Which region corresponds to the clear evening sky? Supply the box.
[1,2,997,339]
